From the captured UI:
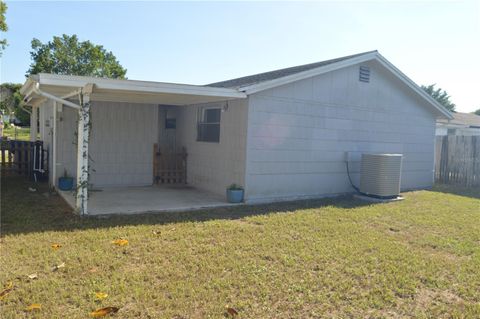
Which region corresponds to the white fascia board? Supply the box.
[374,53,453,120]
[438,123,467,129]
[36,74,247,99]
[239,52,378,95]
[19,78,31,95]
[20,76,38,96]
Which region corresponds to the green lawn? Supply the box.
[1,177,479,318]
[2,126,31,141]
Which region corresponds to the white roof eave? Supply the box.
[36,73,246,98]
[21,73,247,106]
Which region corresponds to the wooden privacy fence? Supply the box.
[153,144,187,184]
[435,136,480,187]
[0,140,47,179]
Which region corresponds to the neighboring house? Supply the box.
[436,112,480,136]
[20,50,452,214]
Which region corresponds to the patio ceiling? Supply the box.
[21,73,247,107]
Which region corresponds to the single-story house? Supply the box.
[20,50,452,215]
[436,112,480,136]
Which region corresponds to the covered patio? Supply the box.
[58,185,237,215]
[21,73,247,215]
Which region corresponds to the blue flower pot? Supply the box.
[58,177,74,191]
[226,189,244,203]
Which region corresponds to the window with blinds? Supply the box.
[197,107,221,142]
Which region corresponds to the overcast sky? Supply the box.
[1,1,479,112]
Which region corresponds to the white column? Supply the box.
[75,93,90,215]
[30,106,38,141]
[52,102,57,187]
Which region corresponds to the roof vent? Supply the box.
[359,66,370,83]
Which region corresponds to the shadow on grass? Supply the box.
[432,183,480,200]
[1,176,374,236]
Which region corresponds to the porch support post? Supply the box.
[52,101,57,187]
[75,86,92,215]
[30,106,38,141]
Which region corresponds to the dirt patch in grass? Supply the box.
[415,288,464,308]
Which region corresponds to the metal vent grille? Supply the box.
[359,66,370,82]
[360,154,403,198]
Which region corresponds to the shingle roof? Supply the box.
[437,112,480,127]
[207,50,377,89]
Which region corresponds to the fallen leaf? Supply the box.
[4,281,13,290]
[112,239,128,246]
[51,243,62,250]
[27,273,38,280]
[89,267,99,273]
[52,262,66,272]
[226,307,239,317]
[95,292,108,300]
[0,287,13,300]
[25,303,42,311]
[90,306,119,317]
[152,230,161,235]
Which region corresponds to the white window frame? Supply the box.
[196,105,221,143]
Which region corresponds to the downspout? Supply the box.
[30,82,91,215]
[20,105,32,115]
[31,83,81,110]
[31,81,82,190]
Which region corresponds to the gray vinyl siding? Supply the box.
[244,60,437,202]
[176,99,248,196]
[56,101,158,187]
[89,101,158,187]
[55,99,246,193]
[55,105,77,183]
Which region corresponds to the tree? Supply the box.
[421,84,456,112]
[0,83,21,114]
[474,109,480,116]
[0,83,29,125]
[0,0,7,56]
[27,34,127,78]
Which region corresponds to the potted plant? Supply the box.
[58,169,74,191]
[226,184,244,203]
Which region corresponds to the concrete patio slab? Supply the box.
[58,185,239,215]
